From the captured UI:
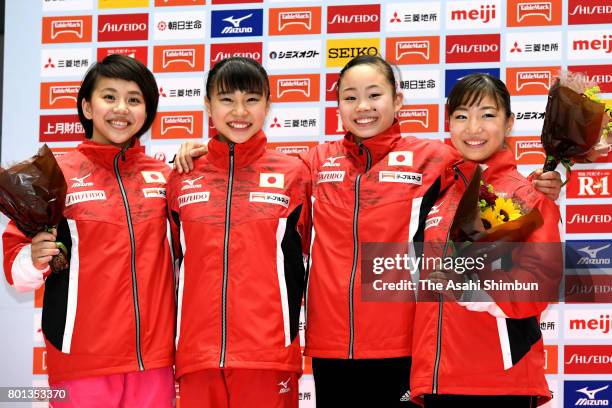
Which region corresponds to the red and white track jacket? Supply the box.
[301,121,465,359]
[410,148,561,405]
[167,131,309,378]
[2,140,176,384]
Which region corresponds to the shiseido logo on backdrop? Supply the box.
[98,14,148,41]
[568,65,612,93]
[566,205,612,234]
[565,345,612,374]
[446,34,500,63]
[568,0,612,25]
[327,4,380,33]
[210,42,263,67]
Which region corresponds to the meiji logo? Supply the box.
[249,192,290,208]
[162,115,194,136]
[141,171,166,184]
[278,78,310,98]
[446,34,500,63]
[279,11,312,31]
[178,192,210,207]
[569,0,612,25]
[222,14,253,34]
[163,49,196,69]
[516,71,551,91]
[379,171,423,185]
[210,43,262,66]
[517,2,552,22]
[322,156,345,167]
[98,14,148,41]
[70,173,93,188]
[570,314,612,334]
[398,108,429,128]
[573,34,612,54]
[318,171,345,183]
[450,4,497,23]
[143,188,166,198]
[576,385,610,405]
[65,190,106,206]
[278,377,291,394]
[181,176,203,190]
[327,4,380,33]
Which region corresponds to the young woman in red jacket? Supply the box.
[410,73,562,408]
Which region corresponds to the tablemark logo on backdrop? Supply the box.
[506,66,559,95]
[387,36,440,65]
[211,9,263,38]
[97,46,148,65]
[40,82,81,110]
[269,7,321,35]
[210,42,263,67]
[397,105,438,133]
[152,111,204,140]
[42,16,92,44]
[326,4,380,33]
[97,13,148,41]
[270,74,320,103]
[153,45,205,73]
[506,0,562,27]
[507,136,546,165]
[445,34,500,63]
[385,2,441,32]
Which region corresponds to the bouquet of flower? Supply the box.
[0,144,68,272]
[541,71,612,180]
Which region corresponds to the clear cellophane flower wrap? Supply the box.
[541,71,612,180]
[0,144,69,272]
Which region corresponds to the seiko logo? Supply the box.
[570,315,612,334]
[278,79,310,98]
[163,49,196,68]
[222,14,253,34]
[578,176,609,196]
[573,35,612,53]
[570,5,612,15]
[517,2,552,22]
[51,20,84,39]
[70,173,93,188]
[99,23,146,33]
[568,214,612,224]
[322,156,345,167]
[65,190,106,206]
[328,47,378,59]
[181,176,203,190]
[162,115,194,135]
[178,192,210,207]
[212,51,261,63]
[451,5,496,23]
[448,43,498,54]
[567,353,612,365]
[249,192,290,208]
[516,71,551,91]
[396,41,429,60]
[329,14,379,25]
[279,11,312,31]
[318,171,345,183]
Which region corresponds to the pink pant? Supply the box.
[50,366,175,408]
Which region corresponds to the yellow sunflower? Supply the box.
[494,197,522,222]
[481,206,503,229]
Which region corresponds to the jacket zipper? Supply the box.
[348,144,372,359]
[220,143,235,368]
[432,164,468,393]
[113,151,144,371]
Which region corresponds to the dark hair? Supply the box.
[77,54,159,139]
[447,73,512,118]
[206,57,270,100]
[337,55,397,100]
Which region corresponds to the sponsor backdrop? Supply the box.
[1,0,611,407]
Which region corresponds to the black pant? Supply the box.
[312,357,419,408]
[424,394,538,408]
